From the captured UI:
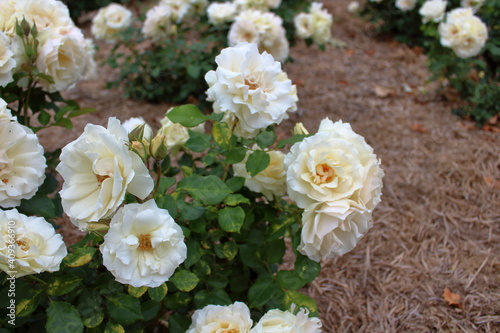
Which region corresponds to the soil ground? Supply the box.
[36,0,500,331]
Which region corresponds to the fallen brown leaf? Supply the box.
[374,85,396,98]
[488,115,498,125]
[443,288,462,308]
[345,49,355,56]
[484,177,500,190]
[365,50,376,56]
[337,80,349,85]
[482,124,500,133]
[410,124,427,133]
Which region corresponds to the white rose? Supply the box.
[207,2,237,25]
[395,0,418,11]
[234,0,282,11]
[0,209,67,278]
[10,0,74,39]
[419,0,447,24]
[229,10,289,62]
[233,147,286,201]
[205,43,297,137]
[36,26,95,92]
[91,3,133,42]
[250,308,322,333]
[310,2,333,45]
[299,200,372,261]
[122,116,153,140]
[0,98,15,122]
[158,108,205,151]
[56,117,154,230]
[439,8,488,58]
[0,119,46,208]
[347,1,360,13]
[100,200,186,288]
[0,0,16,35]
[0,31,16,87]
[187,301,253,333]
[461,0,485,11]
[142,5,177,42]
[160,0,193,23]
[294,13,314,39]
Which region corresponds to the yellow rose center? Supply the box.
[314,163,335,184]
[245,77,259,91]
[17,240,30,252]
[219,322,238,333]
[96,174,110,184]
[138,234,153,251]
[1,179,8,184]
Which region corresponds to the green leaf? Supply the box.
[277,134,311,149]
[214,241,239,261]
[283,290,318,316]
[207,112,224,121]
[106,293,143,325]
[63,247,97,267]
[68,107,95,118]
[225,176,245,192]
[46,301,84,333]
[148,283,168,302]
[38,110,51,126]
[128,286,148,298]
[224,194,251,206]
[155,195,178,219]
[18,193,56,219]
[178,174,232,205]
[167,104,207,127]
[77,290,103,328]
[194,289,232,309]
[185,130,212,152]
[164,292,192,310]
[276,270,307,290]
[167,313,191,333]
[185,239,204,268]
[16,288,43,317]
[226,147,247,164]
[46,275,83,296]
[295,255,321,283]
[170,270,200,292]
[248,275,278,308]
[187,64,201,79]
[267,216,294,241]
[212,121,232,150]
[239,244,261,268]
[104,321,125,333]
[141,300,161,322]
[218,206,245,233]
[265,238,286,264]
[245,150,270,177]
[256,130,277,149]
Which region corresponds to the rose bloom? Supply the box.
[205,43,297,138]
[229,10,289,62]
[234,0,282,11]
[294,13,314,39]
[0,0,16,35]
[461,0,485,11]
[233,147,286,201]
[160,0,193,23]
[36,26,95,92]
[0,209,67,278]
[187,302,253,333]
[158,108,205,152]
[250,307,322,333]
[0,98,15,122]
[299,199,372,262]
[0,32,16,87]
[56,117,154,230]
[91,3,133,42]
[0,117,46,208]
[100,200,186,287]
[122,116,154,140]
[142,5,177,42]
[419,0,447,24]
[207,2,237,25]
[395,0,418,11]
[348,1,361,13]
[439,8,488,58]
[309,2,333,45]
[284,118,383,209]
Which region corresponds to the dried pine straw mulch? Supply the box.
[37,0,500,331]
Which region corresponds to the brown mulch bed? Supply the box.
[37,0,500,331]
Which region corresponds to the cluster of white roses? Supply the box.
[293,2,333,45]
[0,0,96,92]
[204,43,384,262]
[0,98,67,277]
[56,108,204,287]
[187,302,322,333]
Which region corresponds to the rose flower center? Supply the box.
[138,234,153,251]
[17,240,30,252]
[314,163,335,184]
[219,322,238,333]
[96,174,110,184]
[245,75,260,90]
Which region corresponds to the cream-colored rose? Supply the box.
[0,119,46,208]
[0,0,16,35]
[91,3,132,42]
[158,108,204,152]
[205,43,297,137]
[233,147,286,201]
[160,0,193,23]
[419,0,447,23]
[36,26,95,92]
[100,200,186,287]
[207,2,237,25]
[284,118,383,209]
[229,10,289,62]
[396,0,418,11]
[0,32,16,87]
[294,13,314,39]
[250,307,322,333]
[56,117,154,230]
[234,0,282,11]
[187,302,253,333]
[309,2,332,45]
[299,200,372,261]
[0,98,15,122]
[142,5,177,42]
[439,8,488,58]
[348,1,360,13]
[0,209,67,278]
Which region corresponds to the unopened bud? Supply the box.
[293,122,309,135]
[130,140,149,160]
[129,123,147,142]
[86,222,110,233]
[150,134,168,160]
